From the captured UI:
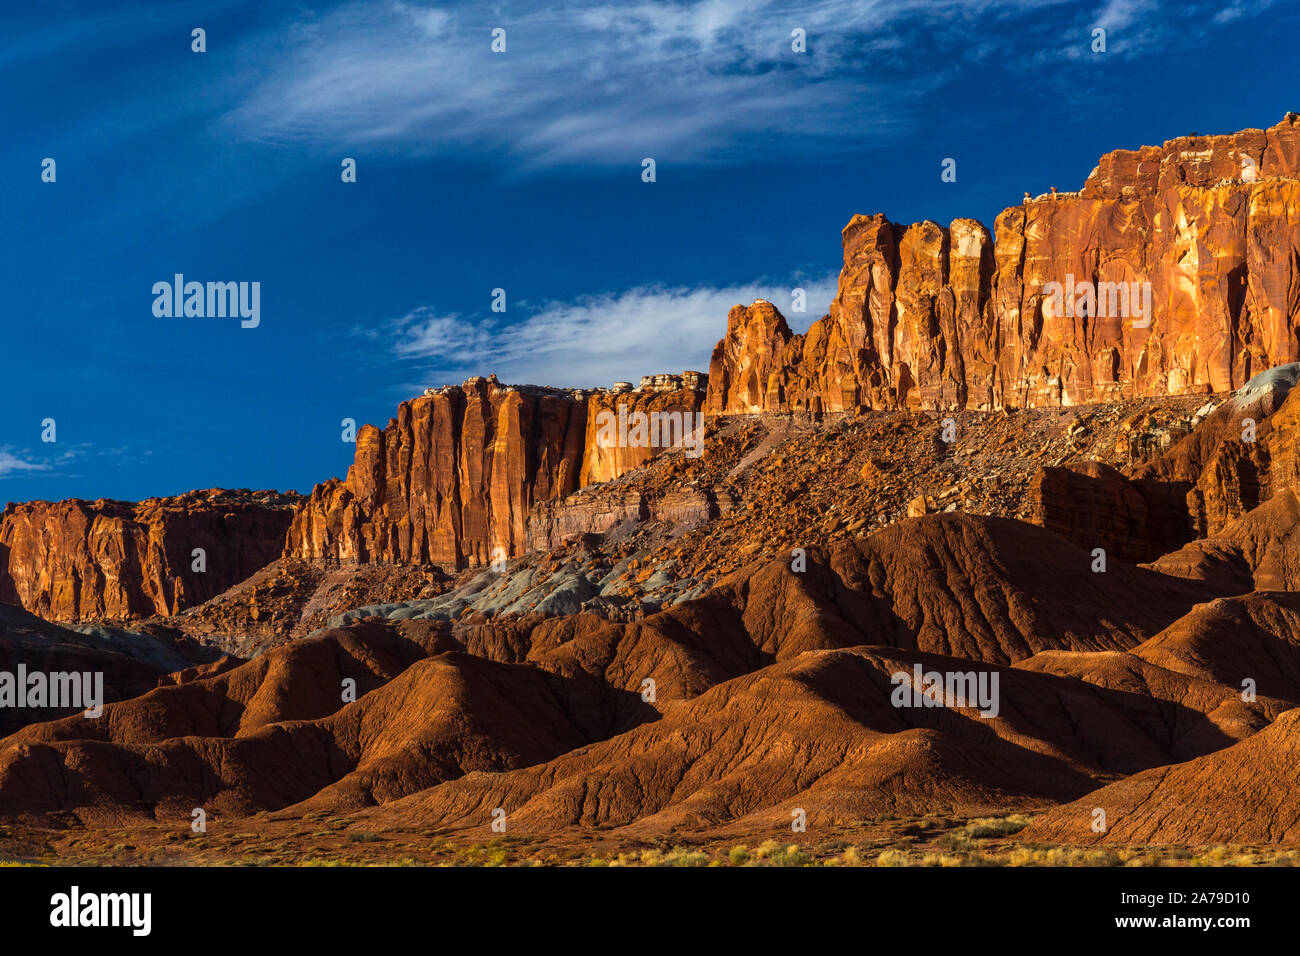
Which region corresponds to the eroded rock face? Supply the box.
[527,486,648,553]
[287,375,710,571]
[1027,363,1300,555]
[705,300,800,414]
[1027,461,1193,563]
[581,387,706,486]
[527,485,725,553]
[1133,362,1300,536]
[706,114,1300,414]
[0,515,1248,831]
[0,490,296,622]
[285,377,587,569]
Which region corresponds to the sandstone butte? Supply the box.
[707,113,1300,415]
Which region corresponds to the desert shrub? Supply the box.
[876,849,912,867]
[964,815,1031,838]
[937,831,974,850]
[836,847,864,866]
[768,844,810,867]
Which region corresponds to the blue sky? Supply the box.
[2,0,1296,505]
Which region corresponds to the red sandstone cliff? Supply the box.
[0,489,297,621]
[284,376,587,568]
[580,386,706,486]
[14,119,1298,597]
[285,374,710,570]
[707,113,1300,414]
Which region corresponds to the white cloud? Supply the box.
[224,0,1076,165]
[0,444,89,480]
[1029,0,1275,64]
[1093,0,1156,31]
[224,0,1275,163]
[1213,0,1279,23]
[376,274,839,388]
[0,448,52,478]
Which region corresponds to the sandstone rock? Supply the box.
[285,376,587,569]
[287,375,710,572]
[704,300,799,414]
[1028,461,1193,563]
[0,489,296,622]
[580,385,705,486]
[527,486,648,552]
[1133,361,1300,535]
[706,114,1300,415]
[906,494,935,518]
[859,458,886,484]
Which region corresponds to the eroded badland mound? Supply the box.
[4,118,1300,865]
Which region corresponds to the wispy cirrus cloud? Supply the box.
[1048,0,1283,62]
[0,445,88,480]
[1213,0,1281,23]
[1092,0,1158,30]
[0,448,50,478]
[222,0,1281,166]
[221,0,1039,165]
[0,443,144,486]
[361,274,838,388]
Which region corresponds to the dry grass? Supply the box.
[7,811,1300,867]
